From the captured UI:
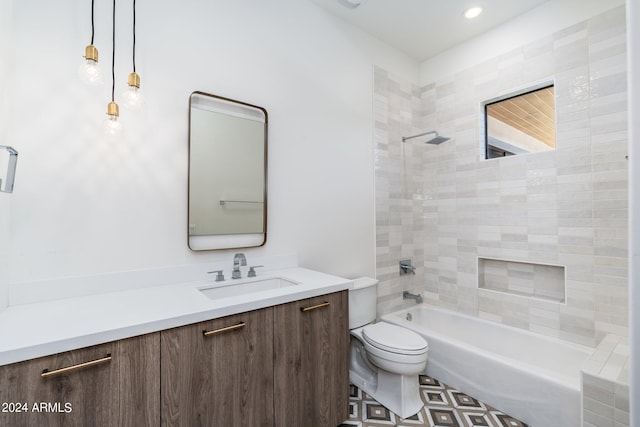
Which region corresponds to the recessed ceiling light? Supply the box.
[463,6,483,19]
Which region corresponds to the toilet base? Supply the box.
[375,370,423,419]
[350,365,423,419]
[349,326,426,419]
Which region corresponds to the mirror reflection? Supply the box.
[484,84,555,159]
[188,92,267,251]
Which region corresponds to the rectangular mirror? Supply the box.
[188,92,267,251]
[483,83,555,159]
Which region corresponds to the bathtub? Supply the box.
[381,305,593,427]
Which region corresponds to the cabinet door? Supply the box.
[0,333,160,427]
[161,308,273,427]
[274,290,349,427]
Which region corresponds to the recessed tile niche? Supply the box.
[478,258,565,303]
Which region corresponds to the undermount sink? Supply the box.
[198,277,299,300]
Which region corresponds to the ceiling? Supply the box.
[308,0,552,61]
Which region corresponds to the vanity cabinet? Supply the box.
[274,290,349,427]
[0,289,348,427]
[160,308,274,427]
[160,290,348,427]
[0,333,160,427]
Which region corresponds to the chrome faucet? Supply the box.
[232,253,247,279]
[403,291,423,304]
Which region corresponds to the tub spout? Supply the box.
[403,291,423,304]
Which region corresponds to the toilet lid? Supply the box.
[362,322,428,355]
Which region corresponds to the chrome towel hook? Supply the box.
[0,145,18,194]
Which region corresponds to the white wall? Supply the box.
[627,0,639,423]
[5,0,418,289]
[0,0,13,311]
[0,191,8,311]
[421,0,626,84]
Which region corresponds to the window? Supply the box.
[483,83,555,159]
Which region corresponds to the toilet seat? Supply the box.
[362,322,428,355]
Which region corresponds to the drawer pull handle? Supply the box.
[301,302,330,312]
[41,354,112,378]
[203,322,246,337]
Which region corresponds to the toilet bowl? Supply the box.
[348,278,428,419]
[362,322,428,374]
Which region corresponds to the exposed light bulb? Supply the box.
[122,72,144,109]
[79,45,104,86]
[463,6,483,19]
[104,101,123,135]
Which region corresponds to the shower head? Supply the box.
[424,135,450,144]
[402,131,450,145]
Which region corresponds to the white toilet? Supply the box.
[348,277,428,419]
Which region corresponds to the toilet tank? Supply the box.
[349,277,378,329]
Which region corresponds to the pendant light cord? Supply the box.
[111,0,116,102]
[132,0,136,73]
[90,0,95,44]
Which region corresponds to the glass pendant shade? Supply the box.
[122,72,144,108]
[104,101,122,135]
[79,45,104,86]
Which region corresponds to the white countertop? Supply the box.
[0,267,352,366]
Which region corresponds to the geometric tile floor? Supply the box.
[339,375,528,427]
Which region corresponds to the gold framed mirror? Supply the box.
[188,92,267,251]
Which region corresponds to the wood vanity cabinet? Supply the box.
[160,308,274,427]
[161,291,348,427]
[0,332,160,427]
[0,289,348,427]
[274,290,349,427]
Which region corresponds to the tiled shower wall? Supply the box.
[374,69,425,312]
[374,6,628,348]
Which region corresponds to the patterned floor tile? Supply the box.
[490,411,529,427]
[422,388,450,406]
[362,400,397,425]
[350,384,364,400]
[447,390,486,411]
[419,375,445,388]
[424,407,465,427]
[343,375,528,427]
[397,409,426,425]
[460,411,494,427]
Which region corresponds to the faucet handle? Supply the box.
[247,265,264,278]
[207,270,225,282]
[399,259,416,275]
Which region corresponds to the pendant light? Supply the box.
[122,0,143,108]
[79,0,104,85]
[104,0,122,135]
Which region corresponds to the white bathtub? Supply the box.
[381,305,593,427]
